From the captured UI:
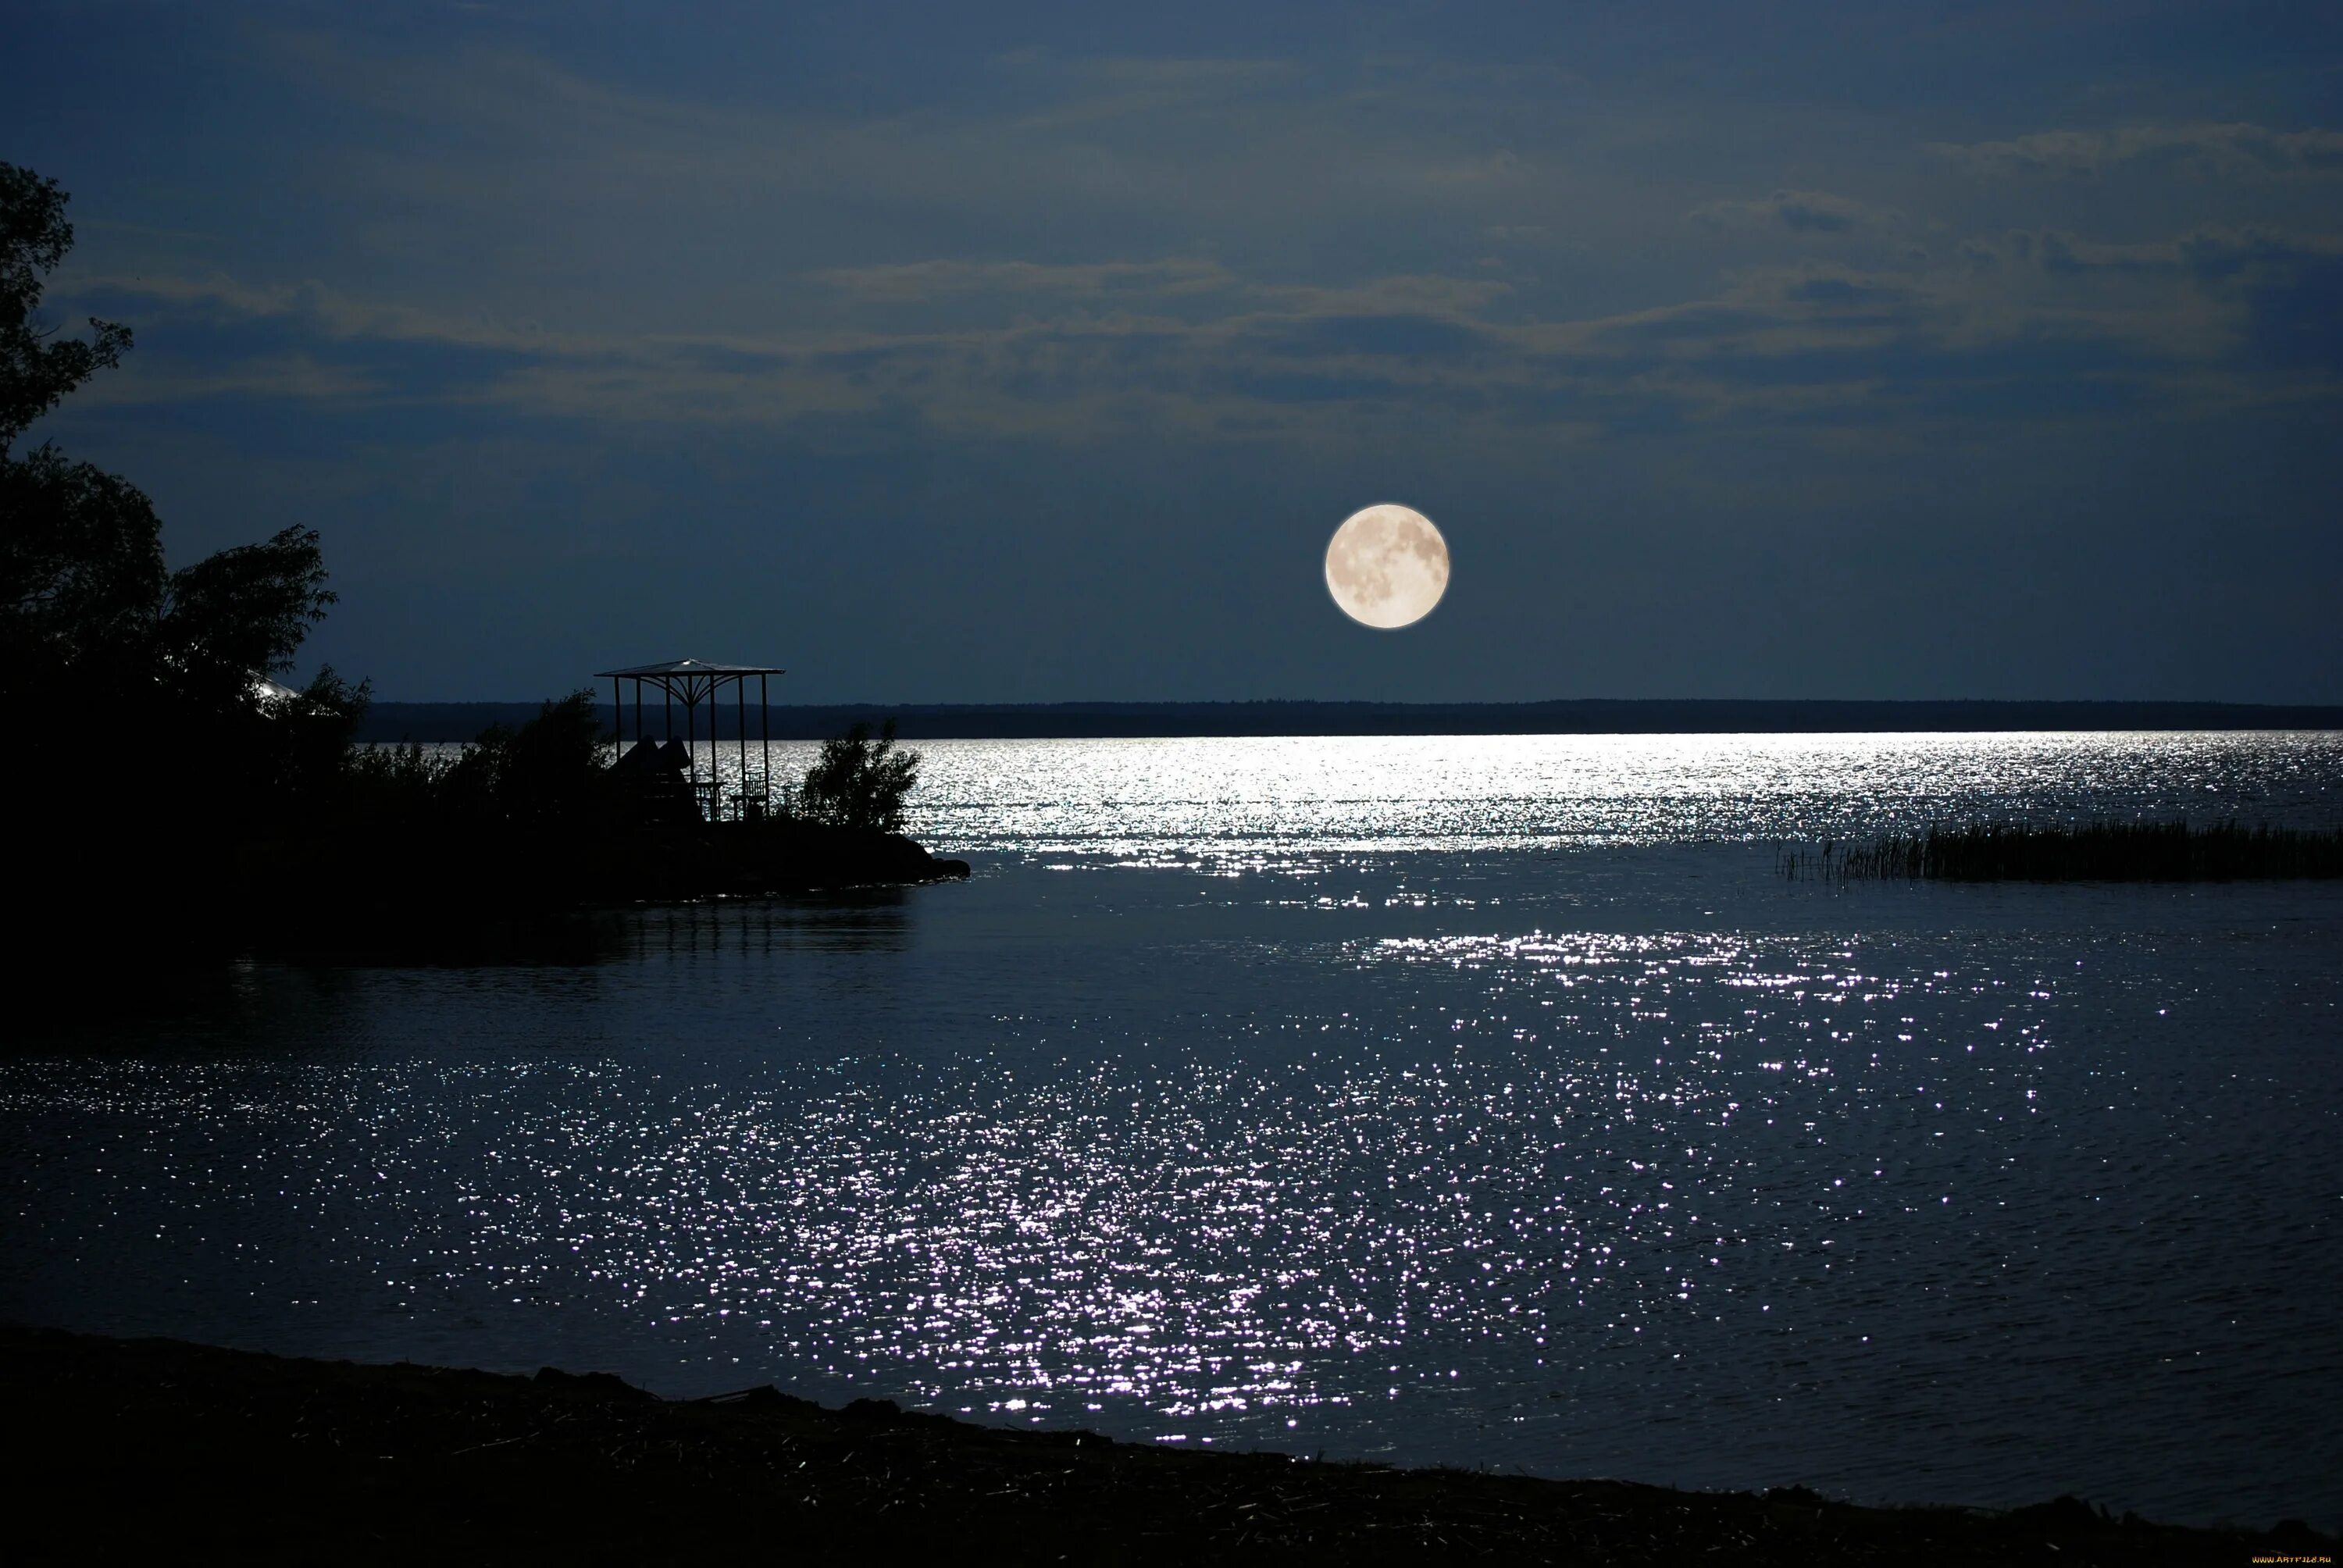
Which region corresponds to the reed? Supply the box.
[1779,820,2343,882]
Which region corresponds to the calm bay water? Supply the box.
[4,732,2338,1526]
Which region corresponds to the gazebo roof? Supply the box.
[595,658,786,678]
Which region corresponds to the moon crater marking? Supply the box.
[1325,504,1450,629]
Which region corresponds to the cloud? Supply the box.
[34,34,2341,451]
[987,50,1296,128]
[1689,189,1888,236]
[1243,312,1492,360]
[62,221,2340,446]
[67,273,592,356]
[1954,224,2343,283]
[1931,122,2343,179]
[811,258,1240,305]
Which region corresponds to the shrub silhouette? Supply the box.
[450,691,608,825]
[797,721,921,832]
[345,691,608,829]
[344,706,928,839]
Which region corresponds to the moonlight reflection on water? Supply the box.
[1,732,2338,1527]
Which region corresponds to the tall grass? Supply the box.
[1780,820,2343,882]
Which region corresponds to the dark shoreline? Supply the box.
[17,823,970,972]
[358,697,2343,743]
[2,1326,2325,1563]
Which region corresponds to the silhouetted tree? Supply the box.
[157,525,337,714]
[1,166,155,701]
[0,162,352,791]
[0,444,165,693]
[0,163,130,451]
[798,720,921,832]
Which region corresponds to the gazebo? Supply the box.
[597,658,786,821]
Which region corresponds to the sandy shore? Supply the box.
[2,1325,2327,1563]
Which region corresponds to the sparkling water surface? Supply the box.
[4,732,2338,1527]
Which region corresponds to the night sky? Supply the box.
[9,2,2340,703]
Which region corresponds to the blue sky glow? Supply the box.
[8,2,2340,700]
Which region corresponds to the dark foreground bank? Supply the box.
[21,821,969,970]
[2,1328,2326,1565]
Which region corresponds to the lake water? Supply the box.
[4,732,2338,1527]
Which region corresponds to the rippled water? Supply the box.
[4,732,2338,1527]
[704,728,2343,852]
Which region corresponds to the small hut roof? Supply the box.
[595,658,786,677]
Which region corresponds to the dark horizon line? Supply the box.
[355,697,2343,743]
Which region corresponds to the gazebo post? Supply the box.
[591,661,788,828]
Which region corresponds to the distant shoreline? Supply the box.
[356,697,2343,743]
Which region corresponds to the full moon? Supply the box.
[1324,504,1450,629]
